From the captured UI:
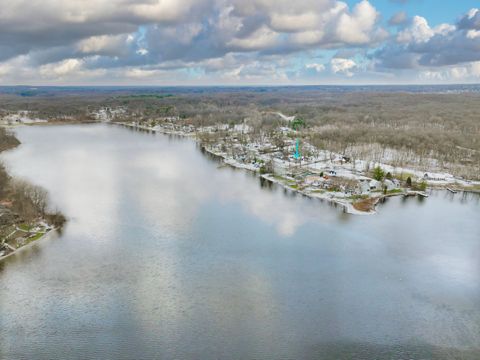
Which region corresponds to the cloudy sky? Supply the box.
[1,0,480,85]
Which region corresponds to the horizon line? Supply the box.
[2,83,480,88]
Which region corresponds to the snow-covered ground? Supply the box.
[0,111,47,124]
[91,107,127,122]
[269,112,295,122]
[305,153,479,187]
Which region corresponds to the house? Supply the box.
[0,200,13,207]
[304,175,324,186]
[369,179,382,190]
[424,172,446,181]
[384,179,398,191]
[358,180,370,193]
[233,123,251,133]
[16,237,27,246]
[322,180,332,189]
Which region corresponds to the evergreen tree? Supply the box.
[373,166,385,181]
[406,176,412,187]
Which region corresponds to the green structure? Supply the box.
[292,117,304,160]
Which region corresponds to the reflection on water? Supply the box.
[0,124,479,359]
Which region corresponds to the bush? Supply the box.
[417,181,427,191]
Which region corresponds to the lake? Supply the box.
[1,124,479,359]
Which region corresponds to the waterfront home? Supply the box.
[384,179,399,191]
[369,180,382,190]
[16,237,27,246]
[423,172,446,181]
[358,180,371,193]
[233,123,252,133]
[304,175,324,186]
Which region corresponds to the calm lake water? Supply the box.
[1,124,479,359]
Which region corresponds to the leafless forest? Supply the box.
[1,88,479,179]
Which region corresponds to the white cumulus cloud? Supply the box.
[331,58,357,76]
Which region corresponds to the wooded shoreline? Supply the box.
[0,127,65,261]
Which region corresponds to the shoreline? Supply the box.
[7,122,479,217]
[116,121,473,216]
[118,121,196,137]
[0,228,57,262]
[260,173,376,215]
[0,125,66,262]
[202,145,422,215]
[201,144,378,214]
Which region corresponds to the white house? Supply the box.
[384,179,398,191]
[304,175,324,186]
[358,180,371,193]
[369,180,382,190]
